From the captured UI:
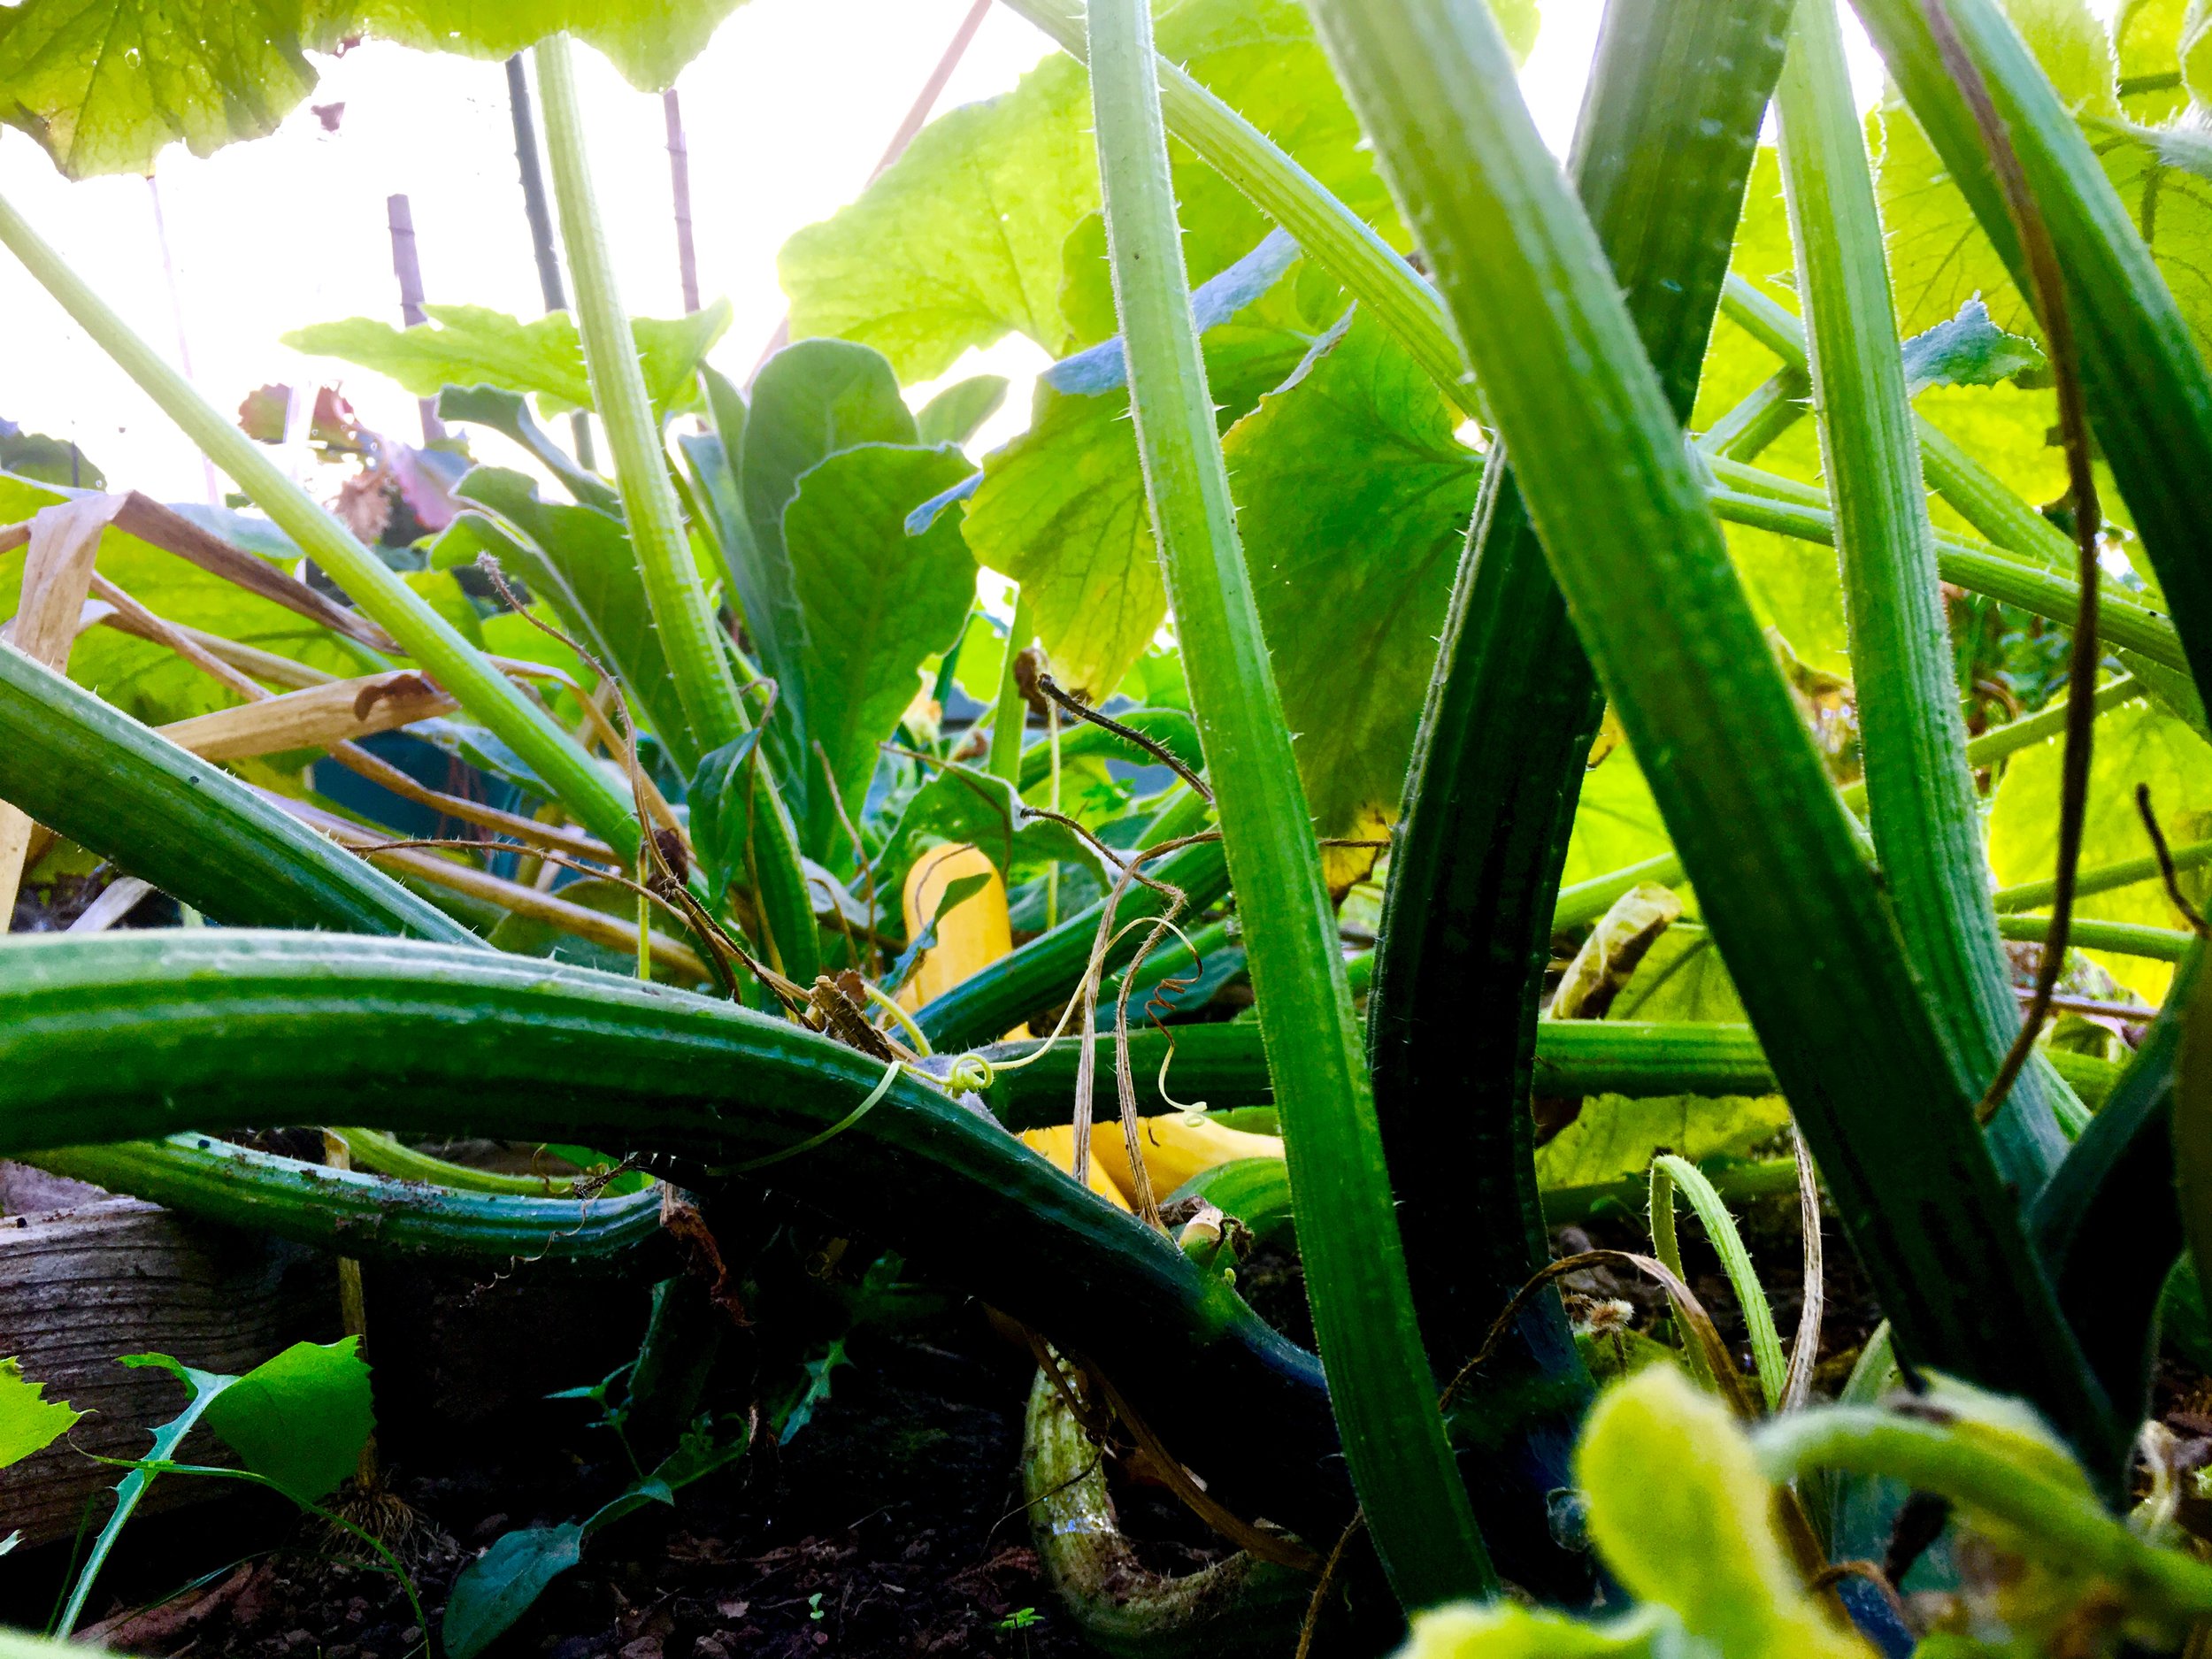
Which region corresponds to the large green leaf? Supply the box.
[287,303,729,423]
[1728,522,1854,680]
[1536,929,1792,1190]
[333,1,748,88]
[0,0,747,179]
[783,444,977,856]
[2120,0,2188,119]
[1875,0,2116,344]
[962,298,1318,699]
[1560,746,1672,889]
[1225,310,1478,873]
[1988,698,2212,1002]
[0,0,320,179]
[1878,93,2032,341]
[432,469,694,770]
[736,340,917,706]
[2084,119,2212,371]
[780,55,1098,383]
[196,1336,374,1505]
[778,0,1399,383]
[872,762,1102,915]
[59,1337,372,1635]
[444,1524,584,1659]
[442,1415,749,1659]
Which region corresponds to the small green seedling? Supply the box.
[53,1338,391,1641]
[442,1411,751,1659]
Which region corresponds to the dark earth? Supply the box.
[6,1289,1136,1659]
[0,1173,1866,1659]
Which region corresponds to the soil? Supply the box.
[7,1182,1865,1659]
[6,1299,1138,1659]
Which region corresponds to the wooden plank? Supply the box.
[0,1169,336,1548]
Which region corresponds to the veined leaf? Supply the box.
[963,300,1319,698]
[1730,522,1854,679]
[1537,931,1792,1191]
[872,761,1102,913]
[333,0,749,88]
[780,54,1097,382]
[1987,698,2212,1002]
[778,0,1398,383]
[0,0,748,179]
[1225,309,1479,880]
[287,303,730,423]
[1561,748,1672,890]
[2084,119,2212,369]
[443,1413,749,1659]
[0,0,320,179]
[59,1338,371,1634]
[782,443,978,857]
[442,1523,584,1659]
[2121,0,2187,118]
[738,340,916,711]
[1875,0,2116,343]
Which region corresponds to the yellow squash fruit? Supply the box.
[1090,1111,1285,1202]
[897,842,1015,1010]
[1018,1125,1133,1210]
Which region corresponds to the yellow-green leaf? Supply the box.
[1987,697,2212,1001]
[1227,310,1479,879]
[1398,1602,1664,1659]
[0,1357,80,1469]
[285,303,731,423]
[1579,1366,1870,1659]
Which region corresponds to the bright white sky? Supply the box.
[0,0,1885,503]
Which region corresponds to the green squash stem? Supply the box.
[1774,0,2073,1190]
[1088,0,1495,1606]
[1306,0,2123,1475]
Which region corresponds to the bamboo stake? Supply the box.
[664,90,701,316]
[503,53,595,470]
[385,193,448,443]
